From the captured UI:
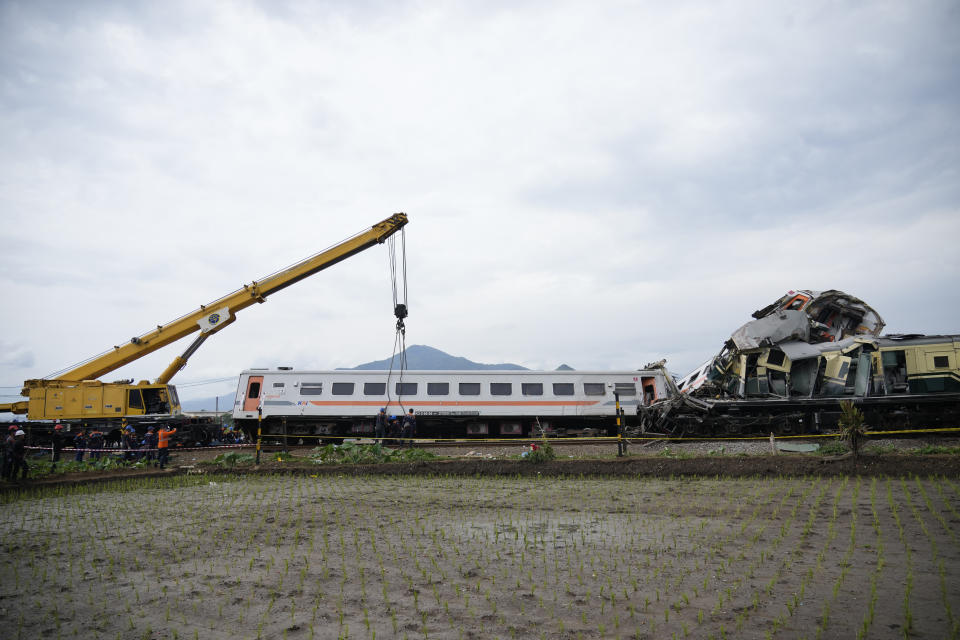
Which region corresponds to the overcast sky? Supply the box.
[1,0,958,408]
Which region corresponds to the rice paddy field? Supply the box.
[1,472,959,639]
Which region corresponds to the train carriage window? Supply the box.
[247,382,261,398]
[521,383,543,396]
[785,295,809,311]
[363,382,386,395]
[552,383,575,396]
[583,383,605,396]
[396,382,418,396]
[934,355,950,368]
[613,383,636,396]
[331,383,355,395]
[490,383,512,396]
[881,350,908,393]
[459,383,481,396]
[300,382,323,396]
[427,382,449,396]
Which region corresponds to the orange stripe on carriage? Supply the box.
[306,400,601,407]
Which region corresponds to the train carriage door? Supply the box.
[243,376,264,412]
[819,354,852,396]
[640,377,657,405]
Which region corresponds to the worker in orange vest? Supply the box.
[157,424,177,469]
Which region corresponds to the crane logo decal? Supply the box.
[198,307,231,333]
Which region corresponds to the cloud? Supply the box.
[0,342,35,369]
[0,0,958,405]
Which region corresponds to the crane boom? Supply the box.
[1,213,408,422]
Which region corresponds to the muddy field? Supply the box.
[2,470,959,639]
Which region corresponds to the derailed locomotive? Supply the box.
[232,368,671,440]
[640,290,960,436]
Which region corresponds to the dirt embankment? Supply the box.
[214,453,960,479]
[5,451,960,494]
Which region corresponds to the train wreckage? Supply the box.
[639,290,960,436]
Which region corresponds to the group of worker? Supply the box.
[66,424,177,469]
[67,426,105,462]
[374,407,417,445]
[1,423,181,481]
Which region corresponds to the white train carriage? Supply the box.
[232,368,669,438]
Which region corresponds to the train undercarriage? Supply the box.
[636,393,960,438]
[238,413,642,443]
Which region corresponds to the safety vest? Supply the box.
[157,428,176,449]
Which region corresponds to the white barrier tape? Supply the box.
[26,444,249,454]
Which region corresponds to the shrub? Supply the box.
[212,452,256,467]
[838,401,867,458]
[522,440,556,464]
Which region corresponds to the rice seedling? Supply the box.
[2,469,957,639]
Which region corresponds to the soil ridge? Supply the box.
[5,453,959,494]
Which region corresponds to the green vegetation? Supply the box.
[1,474,950,638]
[838,400,867,457]
[817,441,850,456]
[864,444,897,455]
[309,442,437,465]
[658,446,694,459]
[522,439,557,464]
[910,445,960,455]
[210,452,256,467]
[25,456,151,477]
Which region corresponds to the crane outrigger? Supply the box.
[0,213,409,426]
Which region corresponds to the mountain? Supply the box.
[346,344,528,370]
[555,364,575,371]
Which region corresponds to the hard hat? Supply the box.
[15,430,25,436]
[55,425,63,430]
[8,425,17,431]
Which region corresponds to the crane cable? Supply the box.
[385,229,409,419]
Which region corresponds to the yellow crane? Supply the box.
[1,213,409,424]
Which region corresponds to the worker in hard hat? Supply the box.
[9,430,28,481]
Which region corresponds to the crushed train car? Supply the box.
[640,290,959,435]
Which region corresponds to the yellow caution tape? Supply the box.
[254,426,960,445]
